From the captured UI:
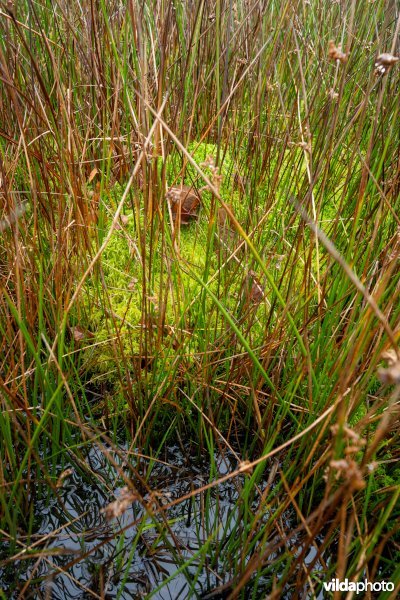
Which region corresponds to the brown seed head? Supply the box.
[375,53,399,75]
[101,486,139,520]
[377,348,400,384]
[328,40,347,64]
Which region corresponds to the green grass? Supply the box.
[0,0,400,598]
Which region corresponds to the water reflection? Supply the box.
[2,442,274,599]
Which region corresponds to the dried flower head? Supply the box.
[330,459,365,491]
[200,155,216,169]
[101,486,138,520]
[381,349,398,365]
[328,40,347,64]
[239,460,253,474]
[212,172,223,191]
[331,424,366,446]
[377,348,400,384]
[374,53,399,76]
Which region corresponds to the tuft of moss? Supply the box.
[77,145,228,378]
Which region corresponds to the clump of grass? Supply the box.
[0,1,400,598]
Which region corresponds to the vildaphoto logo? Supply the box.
[323,578,394,594]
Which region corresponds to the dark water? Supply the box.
[1,442,285,599]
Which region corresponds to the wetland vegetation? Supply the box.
[0,1,399,598]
